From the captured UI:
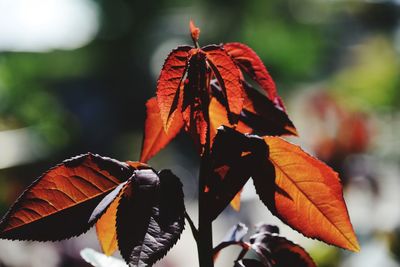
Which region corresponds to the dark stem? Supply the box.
[184,211,199,242]
[198,152,213,267]
[198,94,213,267]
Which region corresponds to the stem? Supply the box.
[198,151,213,267]
[197,94,213,267]
[185,211,199,242]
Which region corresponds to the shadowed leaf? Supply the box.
[235,225,315,267]
[210,81,295,137]
[247,228,316,267]
[116,169,185,266]
[208,127,269,220]
[140,97,184,162]
[241,82,297,136]
[0,153,134,241]
[264,137,360,252]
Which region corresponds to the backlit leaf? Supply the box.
[209,97,251,144]
[116,169,185,266]
[263,137,360,252]
[0,153,134,241]
[91,183,128,256]
[182,49,210,150]
[95,196,119,256]
[223,42,285,111]
[204,45,244,122]
[140,97,184,162]
[156,46,191,130]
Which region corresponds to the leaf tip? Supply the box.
[347,237,361,252]
[189,19,200,43]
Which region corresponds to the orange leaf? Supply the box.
[264,137,360,252]
[209,97,251,144]
[95,194,120,256]
[209,97,231,143]
[230,190,242,211]
[0,153,133,241]
[204,45,244,121]
[224,42,285,111]
[140,97,184,162]
[156,46,191,130]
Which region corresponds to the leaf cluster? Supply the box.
[0,21,359,267]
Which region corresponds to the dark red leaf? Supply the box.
[0,153,134,241]
[210,81,296,137]
[247,229,317,267]
[140,97,184,162]
[116,169,185,266]
[182,49,210,149]
[208,127,270,220]
[156,46,191,130]
[223,42,285,111]
[240,82,297,136]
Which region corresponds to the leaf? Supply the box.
[189,20,200,43]
[240,82,297,136]
[116,169,185,266]
[91,183,128,256]
[247,230,316,267]
[182,49,209,149]
[80,248,128,267]
[266,235,316,267]
[223,42,285,111]
[230,190,242,211]
[208,126,270,220]
[140,97,184,162]
[0,153,134,241]
[95,196,119,256]
[209,97,251,144]
[210,81,294,137]
[262,137,360,252]
[204,45,244,122]
[156,46,191,130]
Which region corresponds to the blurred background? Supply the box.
[0,0,399,266]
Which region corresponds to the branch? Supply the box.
[184,211,199,242]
